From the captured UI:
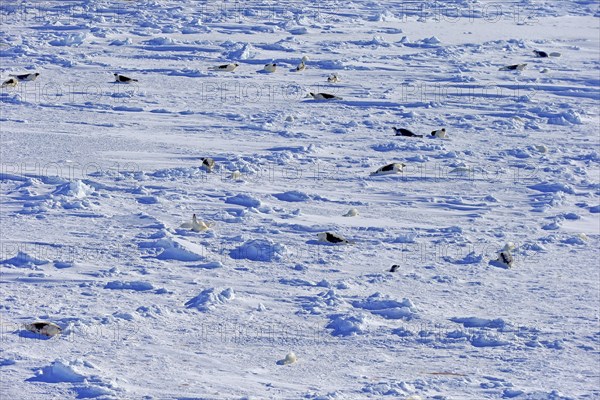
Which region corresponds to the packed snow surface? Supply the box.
[0,0,599,399]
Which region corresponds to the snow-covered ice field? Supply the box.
[1,1,599,398]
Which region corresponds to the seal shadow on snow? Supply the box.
[305,239,352,246]
[489,259,511,269]
[63,212,105,218]
[30,25,87,31]
[17,330,56,341]
[137,45,216,52]
[302,100,402,108]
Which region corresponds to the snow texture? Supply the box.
[0,1,598,398]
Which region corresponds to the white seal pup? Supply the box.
[431,128,447,138]
[208,63,239,72]
[230,170,243,180]
[317,232,351,244]
[393,127,423,138]
[24,321,62,337]
[343,208,359,217]
[499,63,527,71]
[114,73,138,83]
[371,163,405,176]
[180,213,213,232]
[1,77,18,88]
[263,63,277,73]
[295,56,309,71]
[309,92,342,100]
[277,352,298,365]
[10,72,40,82]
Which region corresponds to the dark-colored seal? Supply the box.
[371,163,405,175]
[393,127,423,138]
[309,92,342,100]
[209,63,239,71]
[10,72,40,81]
[499,63,527,71]
[318,232,350,244]
[498,251,513,267]
[24,321,62,337]
[201,157,215,172]
[1,77,18,88]
[114,73,138,83]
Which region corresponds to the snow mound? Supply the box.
[53,180,95,199]
[511,389,572,399]
[189,261,223,269]
[49,33,86,46]
[372,142,443,152]
[37,180,97,210]
[229,239,286,262]
[371,142,404,152]
[144,37,177,46]
[224,42,256,60]
[54,261,74,269]
[547,109,582,125]
[140,235,205,262]
[28,359,118,397]
[504,148,532,159]
[352,292,418,320]
[362,381,416,396]
[225,193,262,208]
[185,288,235,311]
[281,278,316,287]
[273,190,311,202]
[528,182,574,194]
[150,167,205,179]
[326,313,368,336]
[444,251,484,265]
[351,36,391,47]
[288,27,309,35]
[109,38,132,46]
[561,236,587,245]
[168,68,212,77]
[450,317,508,329]
[369,10,401,22]
[0,358,16,366]
[136,196,159,204]
[422,36,441,44]
[470,334,510,347]
[299,289,345,315]
[1,251,50,267]
[30,359,86,383]
[530,192,567,212]
[104,281,155,291]
[391,232,417,243]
